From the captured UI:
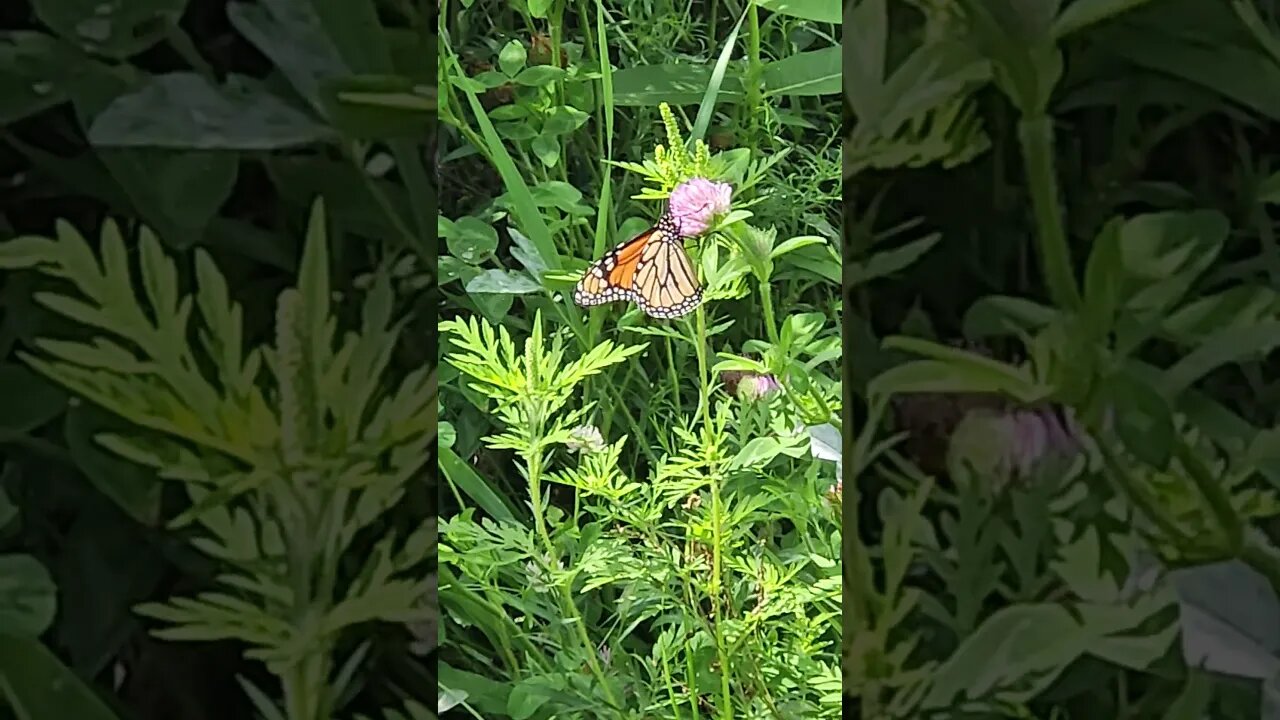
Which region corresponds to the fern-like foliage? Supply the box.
[845,0,991,177]
[0,201,434,719]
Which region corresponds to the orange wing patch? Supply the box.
[574,215,703,319]
[574,229,654,306]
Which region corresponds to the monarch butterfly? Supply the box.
[573,213,702,319]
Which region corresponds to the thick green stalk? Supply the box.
[758,278,780,346]
[1018,115,1081,311]
[282,647,330,720]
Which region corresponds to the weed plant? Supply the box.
[847,1,1280,717]
[439,0,842,717]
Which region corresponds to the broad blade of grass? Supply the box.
[690,3,751,145]
[445,53,560,270]
[440,446,519,525]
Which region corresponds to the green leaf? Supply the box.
[105,147,240,250]
[542,105,589,135]
[690,5,749,144]
[32,0,185,58]
[88,73,334,150]
[305,0,393,74]
[0,636,123,720]
[1082,216,1124,338]
[267,156,413,249]
[498,40,527,76]
[439,662,509,716]
[1259,169,1280,204]
[1108,370,1174,468]
[923,597,1171,708]
[321,73,435,139]
[730,436,804,470]
[0,31,96,124]
[487,104,528,121]
[611,63,745,106]
[227,0,346,112]
[64,404,163,527]
[513,65,566,86]
[531,133,560,167]
[1053,0,1160,40]
[0,363,66,435]
[876,336,1051,402]
[763,47,840,96]
[871,359,1038,401]
[465,270,542,295]
[447,54,560,270]
[1121,210,1227,317]
[755,0,841,23]
[1162,321,1280,399]
[1163,286,1280,343]
[1099,2,1280,121]
[439,447,519,525]
[770,235,825,259]
[962,295,1058,338]
[0,555,57,636]
[1162,671,1214,720]
[445,217,498,264]
[1169,560,1280,679]
[845,233,940,287]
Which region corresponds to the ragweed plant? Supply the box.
[440,309,841,718]
[613,102,787,203]
[0,202,434,720]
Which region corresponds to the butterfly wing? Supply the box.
[633,232,702,318]
[573,227,653,307]
[574,215,703,319]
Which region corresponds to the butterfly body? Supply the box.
[574,213,703,319]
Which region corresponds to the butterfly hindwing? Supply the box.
[574,215,702,319]
[634,232,702,319]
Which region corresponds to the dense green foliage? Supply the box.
[0,1,435,719]
[848,0,1280,717]
[438,0,841,717]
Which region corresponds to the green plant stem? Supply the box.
[523,403,623,713]
[1017,115,1081,312]
[1096,439,1192,549]
[282,647,331,720]
[1174,439,1243,552]
[758,277,780,345]
[744,1,763,138]
[694,306,734,717]
[549,0,567,106]
[666,337,683,408]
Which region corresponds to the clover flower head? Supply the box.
[566,425,607,454]
[669,177,732,236]
[949,405,1086,487]
[724,371,781,401]
[826,479,842,505]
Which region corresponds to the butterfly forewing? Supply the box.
[573,215,703,319]
[573,232,647,306]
